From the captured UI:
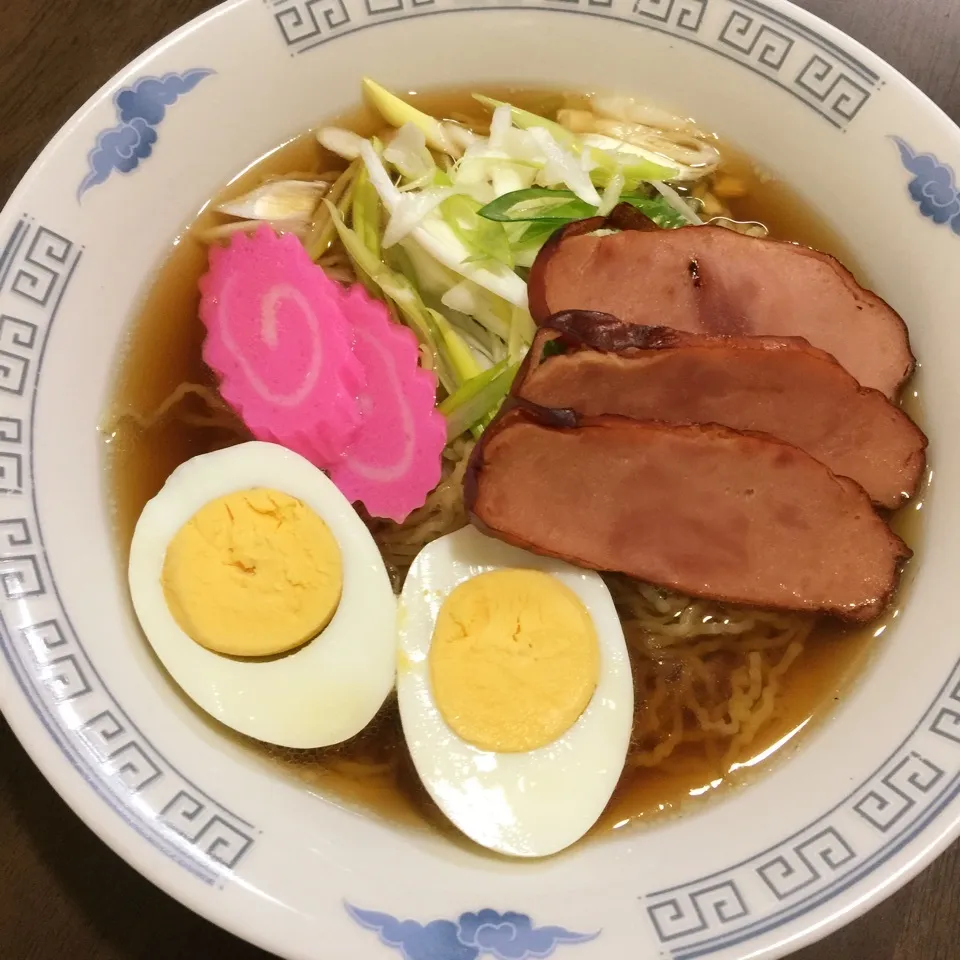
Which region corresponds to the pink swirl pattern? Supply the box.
[199,227,364,466]
[329,284,446,522]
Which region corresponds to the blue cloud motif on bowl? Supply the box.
[78,68,214,201]
[891,136,960,235]
[345,904,600,959]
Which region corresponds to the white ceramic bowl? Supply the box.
[1,1,958,957]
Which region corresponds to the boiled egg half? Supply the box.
[397,525,633,857]
[128,440,396,748]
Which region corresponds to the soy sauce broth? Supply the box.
[104,87,918,843]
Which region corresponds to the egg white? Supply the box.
[397,525,634,857]
[128,441,396,749]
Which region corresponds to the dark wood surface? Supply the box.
[1,1,958,957]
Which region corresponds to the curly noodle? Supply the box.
[104,382,247,438]
[608,576,812,769]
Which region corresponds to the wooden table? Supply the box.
[1,1,958,957]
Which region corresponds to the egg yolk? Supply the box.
[429,569,600,752]
[162,488,342,657]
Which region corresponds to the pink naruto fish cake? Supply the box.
[200,226,365,467]
[199,225,445,521]
[330,284,446,523]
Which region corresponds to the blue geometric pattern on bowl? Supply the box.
[77,69,215,201]
[643,656,960,958]
[0,215,257,886]
[891,137,960,235]
[345,904,600,959]
[0,1,954,957]
[270,0,882,131]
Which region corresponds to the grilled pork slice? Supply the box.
[514,312,926,508]
[466,407,909,621]
[527,218,914,398]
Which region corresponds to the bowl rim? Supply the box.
[1,1,959,958]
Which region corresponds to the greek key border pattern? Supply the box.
[644,661,960,957]
[266,0,881,129]
[0,216,257,885]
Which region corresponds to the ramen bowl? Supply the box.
[1,0,959,957]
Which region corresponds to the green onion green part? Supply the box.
[477,187,689,229]
[439,360,520,440]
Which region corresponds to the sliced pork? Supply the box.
[515,312,926,508]
[465,407,909,621]
[527,216,914,397]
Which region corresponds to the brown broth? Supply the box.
[103,87,920,844]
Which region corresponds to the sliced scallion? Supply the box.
[478,188,595,223]
[441,195,514,268]
[477,187,689,229]
[472,95,577,148]
[439,360,520,440]
[324,199,481,394]
[305,159,361,260]
[363,78,461,157]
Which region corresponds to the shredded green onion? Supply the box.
[432,309,483,385]
[508,306,536,362]
[305,159,361,259]
[511,220,563,251]
[473,95,681,184]
[477,187,689,229]
[479,188,594,223]
[352,167,382,259]
[325,199,483,394]
[363,77,460,157]
[441,195,514,268]
[473,95,578,148]
[439,360,520,440]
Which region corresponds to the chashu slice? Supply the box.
[465,406,909,621]
[514,311,926,509]
[527,211,914,398]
